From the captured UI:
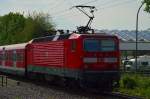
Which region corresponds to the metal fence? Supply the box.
[0,75,7,87]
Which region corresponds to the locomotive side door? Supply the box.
[68,40,78,67]
[65,39,81,79]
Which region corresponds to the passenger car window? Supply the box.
[13,50,17,61]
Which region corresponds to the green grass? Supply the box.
[118,73,150,99]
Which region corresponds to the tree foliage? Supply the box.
[144,0,150,13]
[0,12,55,45]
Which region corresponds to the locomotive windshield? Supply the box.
[84,39,116,52]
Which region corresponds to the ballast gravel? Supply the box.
[0,78,107,99]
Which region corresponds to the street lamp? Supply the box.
[135,2,144,72]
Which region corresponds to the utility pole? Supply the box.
[135,2,144,72]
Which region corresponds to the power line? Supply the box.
[46,0,64,11]
[49,0,136,18]
[51,0,99,16]
[51,0,137,28]
[51,0,125,18]
[80,0,99,5]
[51,0,75,15]
[49,0,76,16]
[63,0,74,6]
[95,0,119,7]
[98,0,137,10]
[49,0,67,13]
[51,9,71,18]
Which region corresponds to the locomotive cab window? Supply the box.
[101,40,115,51]
[84,39,116,52]
[84,39,100,52]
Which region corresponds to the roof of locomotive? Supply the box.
[32,33,72,43]
[0,33,116,50]
[31,33,115,43]
[0,43,28,50]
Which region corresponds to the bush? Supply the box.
[119,73,150,98]
[121,74,137,89]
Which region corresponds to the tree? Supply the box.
[0,12,25,44]
[144,0,150,13]
[0,12,55,45]
[26,12,55,38]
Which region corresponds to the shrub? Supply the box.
[121,75,137,89]
[119,73,150,98]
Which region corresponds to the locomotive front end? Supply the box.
[80,34,120,90]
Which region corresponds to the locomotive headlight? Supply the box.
[83,57,97,63]
[104,57,117,63]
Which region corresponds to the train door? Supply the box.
[65,39,82,79]
[68,40,78,67]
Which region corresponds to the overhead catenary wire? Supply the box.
[94,0,119,7]
[52,0,136,18]
[46,0,65,12]
[50,0,137,29]
[80,0,99,5]
[97,0,137,10]
[63,0,74,6]
[48,0,71,15]
[51,0,100,16]
[50,0,75,16]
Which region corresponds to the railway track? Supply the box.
[0,74,144,99]
[102,92,144,99]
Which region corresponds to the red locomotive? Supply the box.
[0,32,120,89]
[0,5,120,90]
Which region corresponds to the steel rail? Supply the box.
[102,92,144,99]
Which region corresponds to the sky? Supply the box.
[0,0,149,30]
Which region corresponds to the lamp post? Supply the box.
[135,2,144,72]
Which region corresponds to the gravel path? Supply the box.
[0,78,109,99]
